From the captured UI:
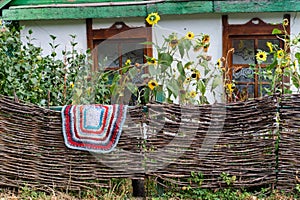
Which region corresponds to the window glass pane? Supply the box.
[121,42,144,65]
[258,67,274,82]
[233,67,254,82]
[235,84,255,100]
[258,84,271,96]
[97,41,120,68]
[258,39,280,64]
[232,39,255,64]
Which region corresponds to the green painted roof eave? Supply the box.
[0,0,12,10]
[214,0,300,13]
[2,0,300,21]
[2,1,213,20]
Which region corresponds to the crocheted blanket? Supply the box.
[61,104,127,153]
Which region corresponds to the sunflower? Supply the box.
[216,58,222,68]
[146,12,160,26]
[277,49,285,59]
[169,38,179,48]
[266,42,273,52]
[148,79,159,90]
[256,51,267,62]
[202,34,210,43]
[275,66,282,74]
[191,70,201,80]
[283,18,289,26]
[203,44,209,52]
[189,91,197,98]
[186,31,195,40]
[147,57,157,65]
[225,83,234,94]
[184,77,191,85]
[125,59,131,66]
[70,82,74,88]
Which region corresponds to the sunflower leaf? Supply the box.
[197,80,206,95]
[126,82,137,94]
[178,42,185,58]
[295,52,300,62]
[167,79,179,98]
[177,61,185,77]
[272,28,282,35]
[158,52,173,66]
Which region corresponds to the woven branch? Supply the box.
[0,94,298,192]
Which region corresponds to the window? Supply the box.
[86,20,152,71]
[222,15,290,101]
[86,19,152,104]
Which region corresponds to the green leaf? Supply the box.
[50,35,57,40]
[167,79,179,98]
[292,74,300,88]
[183,39,192,52]
[197,80,206,95]
[158,52,173,67]
[126,82,137,94]
[178,41,185,58]
[295,52,300,62]
[272,28,282,35]
[128,67,138,79]
[148,65,160,76]
[177,61,185,77]
[211,77,222,90]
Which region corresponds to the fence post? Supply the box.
[132,178,145,197]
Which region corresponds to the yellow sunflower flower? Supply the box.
[191,70,201,80]
[169,38,179,48]
[226,83,234,94]
[184,77,191,85]
[146,12,160,26]
[266,42,273,52]
[256,51,267,62]
[216,58,222,68]
[283,18,289,26]
[203,44,209,53]
[147,57,157,65]
[189,91,197,98]
[186,31,195,40]
[70,82,74,88]
[277,50,285,59]
[277,49,284,59]
[202,34,210,44]
[148,79,159,90]
[276,66,282,74]
[125,59,131,66]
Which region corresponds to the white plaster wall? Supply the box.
[20,20,87,59]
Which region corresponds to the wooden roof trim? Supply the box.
[0,0,12,10]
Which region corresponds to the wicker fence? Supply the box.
[0,94,299,192]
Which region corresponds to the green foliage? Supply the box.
[256,18,300,95]
[111,31,222,105]
[188,171,204,186]
[220,172,236,186]
[0,22,88,106]
[0,20,114,106]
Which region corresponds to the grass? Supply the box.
[0,181,299,200]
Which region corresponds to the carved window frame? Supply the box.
[222,14,290,100]
[86,19,152,71]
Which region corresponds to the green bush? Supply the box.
[0,21,97,106]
